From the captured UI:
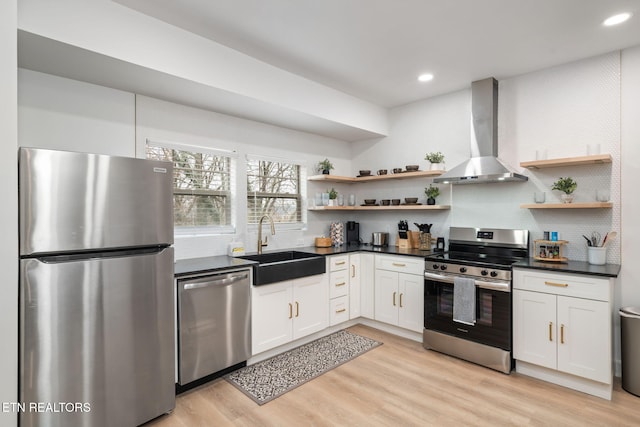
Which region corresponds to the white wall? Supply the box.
[135,95,354,259]
[18,69,135,156]
[0,1,18,425]
[352,52,622,264]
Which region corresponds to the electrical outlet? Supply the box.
[296,238,305,246]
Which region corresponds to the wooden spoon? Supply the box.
[602,231,617,247]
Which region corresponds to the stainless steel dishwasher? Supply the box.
[177,267,252,386]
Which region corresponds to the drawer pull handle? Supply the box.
[393,291,397,306]
[295,301,299,317]
[289,303,293,319]
[392,262,406,267]
[335,261,346,266]
[560,324,565,344]
[399,293,403,308]
[549,322,553,341]
[335,308,346,313]
[335,282,346,287]
[545,281,568,288]
[351,265,355,278]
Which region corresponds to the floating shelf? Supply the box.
[520,154,612,169]
[307,170,445,183]
[521,202,613,209]
[308,205,450,211]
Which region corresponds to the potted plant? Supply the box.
[317,158,334,175]
[424,151,445,170]
[425,184,440,205]
[328,188,338,206]
[552,177,577,203]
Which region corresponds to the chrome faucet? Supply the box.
[257,214,275,254]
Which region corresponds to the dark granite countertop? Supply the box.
[513,259,620,278]
[175,246,621,279]
[174,255,256,277]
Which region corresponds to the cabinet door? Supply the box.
[513,289,557,370]
[557,296,611,384]
[349,254,361,319]
[398,273,424,333]
[251,281,293,355]
[360,254,375,319]
[292,274,328,340]
[374,269,399,326]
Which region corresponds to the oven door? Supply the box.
[424,271,511,350]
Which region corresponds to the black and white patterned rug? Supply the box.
[225,330,382,405]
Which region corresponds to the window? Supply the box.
[246,157,305,226]
[146,141,235,233]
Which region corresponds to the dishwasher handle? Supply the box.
[183,272,249,290]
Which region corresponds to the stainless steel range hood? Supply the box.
[433,78,527,184]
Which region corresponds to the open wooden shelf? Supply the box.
[520,154,612,169]
[308,169,445,183]
[308,205,450,211]
[521,202,613,209]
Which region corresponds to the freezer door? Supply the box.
[19,147,173,255]
[20,247,175,427]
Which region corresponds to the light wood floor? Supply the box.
[148,324,640,426]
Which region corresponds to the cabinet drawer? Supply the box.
[329,255,349,272]
[513,268,611,302]
[330,295,349,326]
[329,270,349,298]
[375,254,423,275]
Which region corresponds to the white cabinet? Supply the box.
[513,268,613,399]
[359,253,375,319]
[349,254,361,319]
[252,273,328,355]
[374,255,424,333]
[328,255,350,325]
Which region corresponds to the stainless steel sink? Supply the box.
[239,251,326,285]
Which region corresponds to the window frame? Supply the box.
[145,139,237,235]
[246,155,307,231]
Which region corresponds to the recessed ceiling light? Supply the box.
[603,12,632,26]
[418,73,434,82]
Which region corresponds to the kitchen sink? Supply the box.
[239,251,326,285]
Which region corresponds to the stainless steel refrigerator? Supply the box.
[19,147,175,427]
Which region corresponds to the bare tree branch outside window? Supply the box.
[247,159,301,224]
[146,144,232,228]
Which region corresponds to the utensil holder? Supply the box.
[587,247,607,265]
[418,232,431,250]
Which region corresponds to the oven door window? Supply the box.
[435,285,493,326]
[425,279,511,350]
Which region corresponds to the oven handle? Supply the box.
[423,271,510,292]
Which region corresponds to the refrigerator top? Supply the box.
[19,147,174,256]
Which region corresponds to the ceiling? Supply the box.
[114,0,640,108]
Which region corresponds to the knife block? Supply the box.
[396,232,418,249]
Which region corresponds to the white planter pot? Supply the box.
[561,194,574,203]
[430,162,444,171]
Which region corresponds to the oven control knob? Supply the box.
[432,264,439,270]
[481,270,488,276]
[440,265,447,271]
[490,271,498,278]
[459,267,467,273]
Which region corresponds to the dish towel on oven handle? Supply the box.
[453,276,476,325]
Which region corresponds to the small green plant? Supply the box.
[552,177,577,194]
[317,158,334,173]
[424,151,445,163]
[328,188,338,199]
[425,184,440,199]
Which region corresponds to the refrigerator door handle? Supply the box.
[183,273,249,290]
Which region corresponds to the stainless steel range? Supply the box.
[423,227,529,373]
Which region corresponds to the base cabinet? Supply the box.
[374,255,424,333]
[252,274,328,355]
[513,268,613,399]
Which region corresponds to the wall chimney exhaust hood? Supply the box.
[433,78,527,184]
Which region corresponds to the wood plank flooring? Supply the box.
[148,325,640,426]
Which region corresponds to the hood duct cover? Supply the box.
[433,78,527,184]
